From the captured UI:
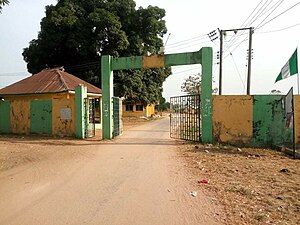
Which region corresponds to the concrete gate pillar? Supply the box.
[75,85,87,139]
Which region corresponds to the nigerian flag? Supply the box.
[275,49,298,83]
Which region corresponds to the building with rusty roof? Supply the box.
[0,68,102,137]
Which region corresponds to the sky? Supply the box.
[0,0,299,100]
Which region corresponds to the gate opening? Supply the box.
[101,48,213,142]
[83,97,103,139]
[170,95,201,142]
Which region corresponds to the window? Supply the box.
[126,104,134,111]
[136,105,144,111]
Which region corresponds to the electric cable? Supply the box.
[230,52,246,89]
[256,1,300,29]
[257,22,300,33]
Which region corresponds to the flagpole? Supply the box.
[297,73,300,95]
[296,47,300,95]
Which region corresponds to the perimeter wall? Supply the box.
[212,95,296,147]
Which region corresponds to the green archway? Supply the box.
[101,47,213,142]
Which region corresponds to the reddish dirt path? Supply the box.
[0,118,223,225]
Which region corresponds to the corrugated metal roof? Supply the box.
[0,68,102,95]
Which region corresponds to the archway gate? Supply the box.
[101,47,213,143]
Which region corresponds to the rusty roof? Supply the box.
[0,68,102,95]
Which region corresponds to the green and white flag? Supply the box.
[275,49,298,83]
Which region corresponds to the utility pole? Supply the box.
[247,27,254,95]
[218,27,254,95]
[218,28,223,95]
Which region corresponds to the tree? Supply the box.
[181,73,201,95]
[181,73,218,95]
[156,95,170,112]
[0,0,9,12]
[23,0,170,105]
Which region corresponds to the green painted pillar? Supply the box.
[101,55,113,139]
[75,85,87,139]
[0,100,11,133]
[99,97,103,128]
[200,47,213,143]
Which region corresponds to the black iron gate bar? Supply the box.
[112,97,120,138]
[170,94,201,142]
[89,98,96,137]
[84,98,96,138]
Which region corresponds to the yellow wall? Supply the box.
[122,104,144,117]
[145,104,155,117]
[294,95,300,145]
[122,103,155,117]
[52,94,76,136]
[4,92,76,136]
[10,99,30,134]
[212,95,253,144]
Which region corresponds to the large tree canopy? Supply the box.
[23,0,171,104]
[0,0,9,12]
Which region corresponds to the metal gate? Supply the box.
[282,88,297,158]
[84,98,96,138]
[113,97,121,137]
[170,94,201,141]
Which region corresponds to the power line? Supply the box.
[165,34,208,47]
[171,67,201,75]
[257,22,300,33]
[224,36,249,59]
[225,0,272,49]
[240,0,265,27]
[225,0,284,51]
[223,32,248,51]
[255,0,285,29]
[243,63,248,92]
[225,0,284,52]
[165,38,211,50]
[247,0,277,26]
[230,53,246,89]
[225,0,264,46]
[257,1,300,29]
[165,40,212,52]
[64,61,100,70]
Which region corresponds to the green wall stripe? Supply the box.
[30,100,52,135]
[252,95,287,147]
[0,101,11,133]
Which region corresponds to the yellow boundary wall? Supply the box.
[212,95,253,144]
[213,95,300,146]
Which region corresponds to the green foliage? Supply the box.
[181,73,201,95]
[156,96,170,112]
[23,0,170,104]
[181,73,218,95]
[0,0,9,12]
[115,67,171,105]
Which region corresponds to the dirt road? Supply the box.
[0,118,222,225]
